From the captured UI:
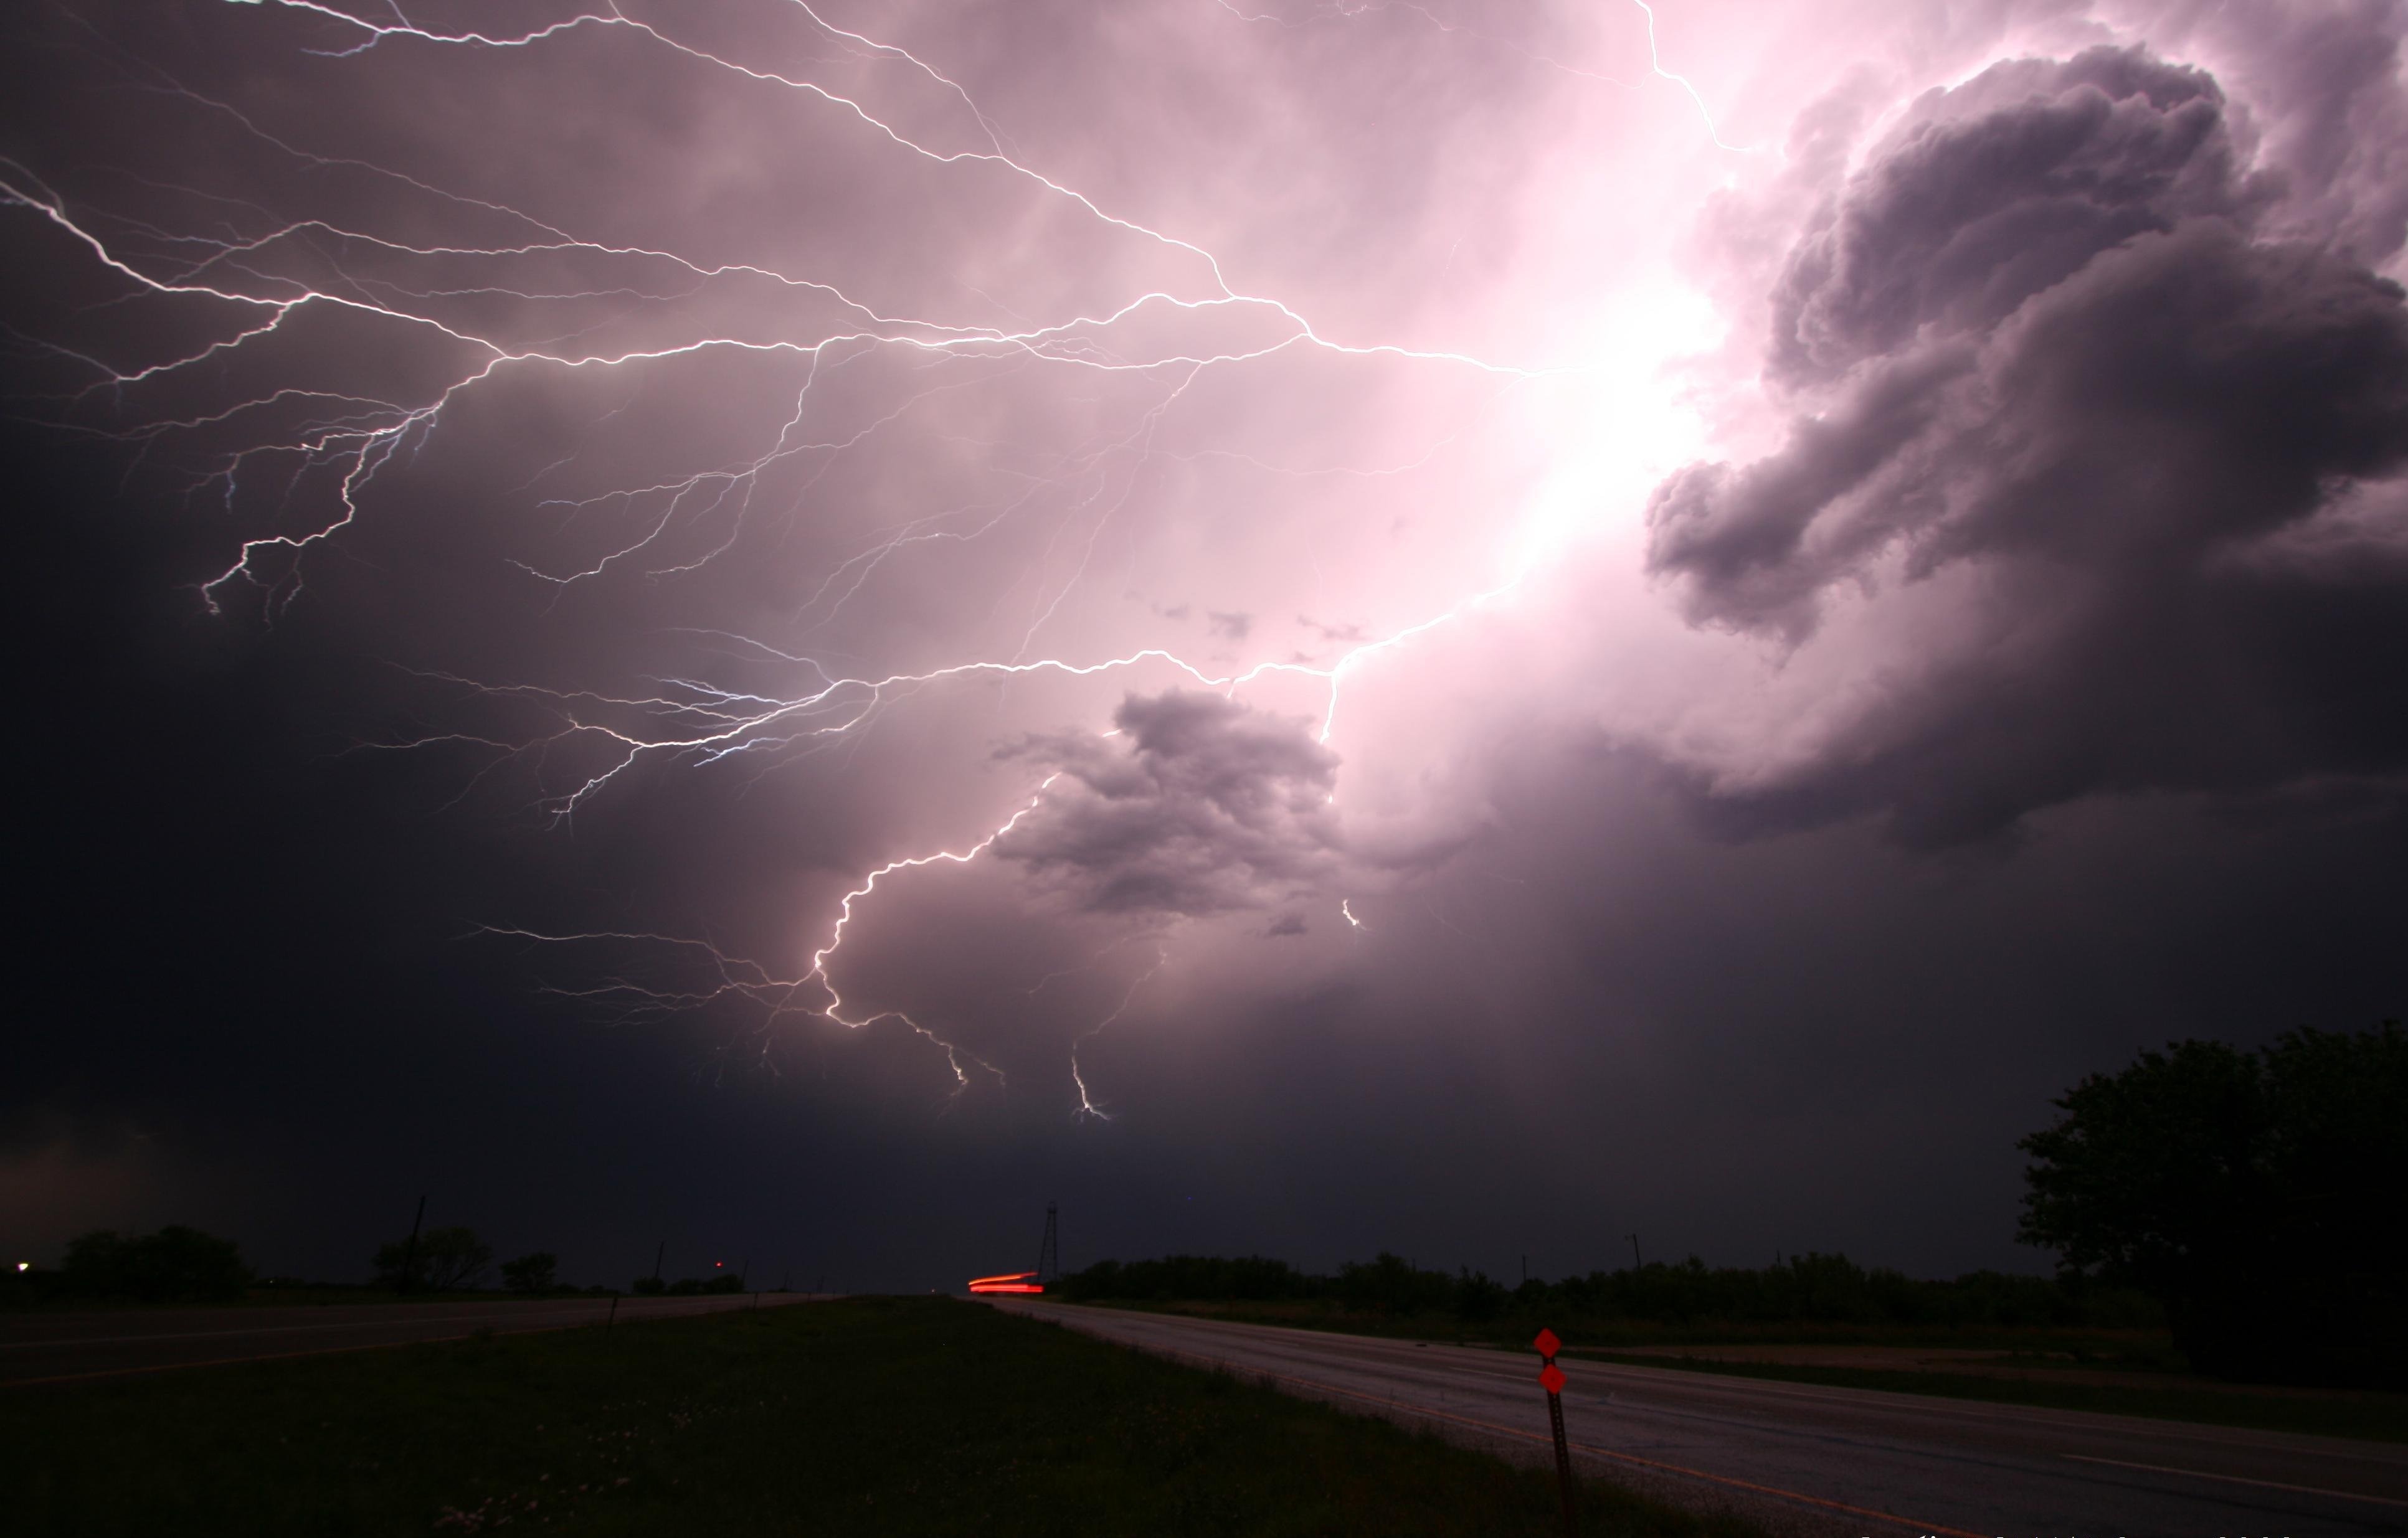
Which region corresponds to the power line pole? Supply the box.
[397,1195,427,1295]
[1037,1201,1059,1283]
[652,1240,666,1286]
[1626,1234,1642,1270]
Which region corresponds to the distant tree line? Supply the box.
[366,1227,652,1296]
[6,1223,605,1304]
[1056,1250,2156,1331]
[632,1273,747,1296]
[1064,1021,2406,1390]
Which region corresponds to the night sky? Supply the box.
[5,0,2403,1295]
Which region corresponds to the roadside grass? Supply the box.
[1580,1351,2408,1445]
[2,1295,1761,1537]
[0,1287,559,1313]
[1,1286,642,1312]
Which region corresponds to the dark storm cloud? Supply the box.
[1647,42,2408,842]
[1765,47,2255,387]
[995,691,1340,915]
[2200,0,2408,263]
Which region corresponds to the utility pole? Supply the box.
[652,1240,666,1286]
[1626,1234,1642,1270]
[398,1195,427,1295]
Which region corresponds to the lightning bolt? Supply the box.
[1069,950,1169,1123]
[8,0,1736,1109]
[1628,0,1768,156]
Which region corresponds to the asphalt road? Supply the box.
[999,1301,2408,1537]
[0,1293,820,1385]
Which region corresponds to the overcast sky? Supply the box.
[5,0,2403,1293]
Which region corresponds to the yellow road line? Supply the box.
[2063,1453,2408,1507]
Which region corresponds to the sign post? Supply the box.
[1533,1328,1577,1538]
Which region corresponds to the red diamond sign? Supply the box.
[1532,1328,1560,1358]
[1540,1362,1567,1394]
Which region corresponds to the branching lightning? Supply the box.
[6,0,1735,1111]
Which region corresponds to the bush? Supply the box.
[59,1227,250,1302]
[1336,1253,1454,1315]
[1452,1270,1507,1323]
[500,1252,558,1293]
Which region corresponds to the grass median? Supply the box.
[4,1295,1759,1537]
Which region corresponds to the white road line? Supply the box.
[2062,1453,2408,1507]
[1080,1316,2399,1464]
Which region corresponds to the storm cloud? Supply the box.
[996,691,1342,915]
[1647,43,2408,841]
[3,1,2401,1295]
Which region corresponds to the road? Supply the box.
[999,1301,2408,1537]
[0,1293,820,1385]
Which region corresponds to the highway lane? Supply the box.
[999,1300,2408,1537]
[0,1293,822,1385]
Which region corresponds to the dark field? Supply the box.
[2,1295,1759,1537]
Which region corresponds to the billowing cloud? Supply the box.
[1646,42,2408,842]
[995,691,1342,915]
[1766,47,2257,389]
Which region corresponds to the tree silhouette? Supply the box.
[61,1226,250,1301]
[372,1226,492,1292]
[2020,1022,2407,1385]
